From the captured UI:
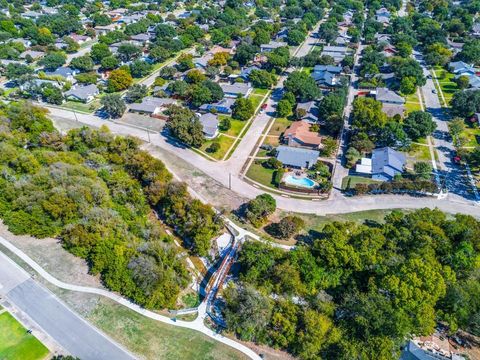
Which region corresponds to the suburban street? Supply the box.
[0,249,135,360]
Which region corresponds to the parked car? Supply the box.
[432,89,437,94]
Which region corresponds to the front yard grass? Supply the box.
[341,175,382,190]
[407,143,432,161]
[219,116,246,137]
[460,126,480,147]
[62,99,100,113]
[0,311,49,360]
[268,117,292,137]
[245,160,277,189]
[198,135,235,160]
[252,88,269,96]
[433,66,458,105]
[248,93,265,110]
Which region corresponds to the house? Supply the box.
[296,101,319,123]
[312,65,342,86]
[276,145,319,169]
[375,33,391,44]
[64,84,99,103]
[70,34,91,44]
[381,103,405,117]
[471,23,480,37]
[22,10,42,19]
[130,33,152,45]
[374,87,405,104]
[199,113,219,139]
[44,67,79,82]
[382,44,398,57]
[400,334,466,360]
[356,147,406,181]
[220,82,253,98]
[375,7,391,25]
[199,98,236,114]
[321,46,348,64]
[193,54,213,69]
[128,96,177,116]
[94,24,122,36]
[260,41,288,52]
[239,65,261,81]
[284,120,322,149]
[20,79,62,91]
[19,50,44,60]
[449,61,475,75]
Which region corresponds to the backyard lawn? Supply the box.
[245,160,277,189]
[461,126,480,147]
[62,100,100,114]
[0,310,49,360]
[248,93,265,111]
[404,92,422,113]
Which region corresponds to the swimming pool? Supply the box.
[284,175,316,188]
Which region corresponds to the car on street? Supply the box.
[432,89,437,94]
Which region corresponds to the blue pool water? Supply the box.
[284,175,315,188]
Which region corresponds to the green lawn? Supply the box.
[0,311,49,360]
[408,143,431,161]
[245,160,276,188]
[405,101,422,113]
[268,117,292,137]
[198,135,235,160]
[219,116,247,137]
[461,126,480,147]
[87,298,247,360]
[248,94,265,111]
[252,88,269,96]
[433,66,458,105]
[341,175,382,190]
[62,100,100,114]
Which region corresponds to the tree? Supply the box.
[424,43,452,66]
[176,53,194,72]
[346,147,361,167]
[234,44,259,65]
[117,43,141,62]
[107,69,133,92]
[90,43,111,63]
[400,76,416,95]
[277,99,293,117]
[75,72,97,84]
[207,52,231,66]
[451,90,480,117]
[101,56,119,70]
[266,47,290,70]
[166,105,205,147]
[70,55,94,72]
[39,52,66,70]
[455,75,470,90]
[129,60,153,78]
[249,70,277,89]
[414,161,433,180]
[245,193,276,227]
[403,111,436,140]
[287,29,306,46]
[5,63,33,81]
[40,84,63,105]
[232,97,255,121]
[352,97,387,134]
[185,69,207,84]
[101,93,126,118]
[284,71,320,101]
[458,39,480,65]
[149,46,171,63]
[125,84,148,103]
[266,216,305,239]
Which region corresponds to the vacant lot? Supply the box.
[0,310,49,360]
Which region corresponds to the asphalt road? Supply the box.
[0,251,135,360]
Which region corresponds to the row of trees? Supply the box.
[0,102,222,309]
[224,208,480,359]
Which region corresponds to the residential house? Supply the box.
[375,7,391,25]
[260,40,288,52]
[239,65,261,81]
[283,120,322,149]
[130,33,152,45]
[400,333,466,360]
[128,96,177,116]
[356,147,406,181]
[22,10,42,19]
[220,82,253,98]
[193,54,213,69]
[471,22,480,37]
[321,45,348,64]
[64,84,99,103]
[312,65,342,87]
[199,113,219,139]
[276,145,319,169]
[448,61,475,75]
[19,50,44,60]
[44,67,79,83]
[70,34,91,44]
[20,79,62,91]
[296,101,319,123]
[374,33,391,44]
[199,98,236,114]
[94,24,122,36]
[373,87,405,117]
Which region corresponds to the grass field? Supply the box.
[198,135,235,160]
[220,117,247,137]
[61,99,100,114]
[461,126,480,147]
[408,143,432,161]
[0,311,49,360]
[341,175,382,190]
[252,88,269,96]
[87,298,247,360]
[404,92,422,113]
[433,66,458,105]
[245,160,276,188]
[268,117,292,137]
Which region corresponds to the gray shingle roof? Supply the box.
[65,84,99,101]
[199,113,219,137]
[276,145,319,168]
[375,87,405,104]
[371,147,405,177]
[220,82,252,96]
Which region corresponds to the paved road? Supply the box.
[0,250,135,360]
[0,236,262,360]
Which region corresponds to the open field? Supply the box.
[0,310,49,360]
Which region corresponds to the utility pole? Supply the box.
[73,109,78,122]
[147,129,151,143]
[229,173,232,190]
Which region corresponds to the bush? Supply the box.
[207,142,220,153]
[273,168,285,186]
[265,216,305,239]
[264,157,282,169]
